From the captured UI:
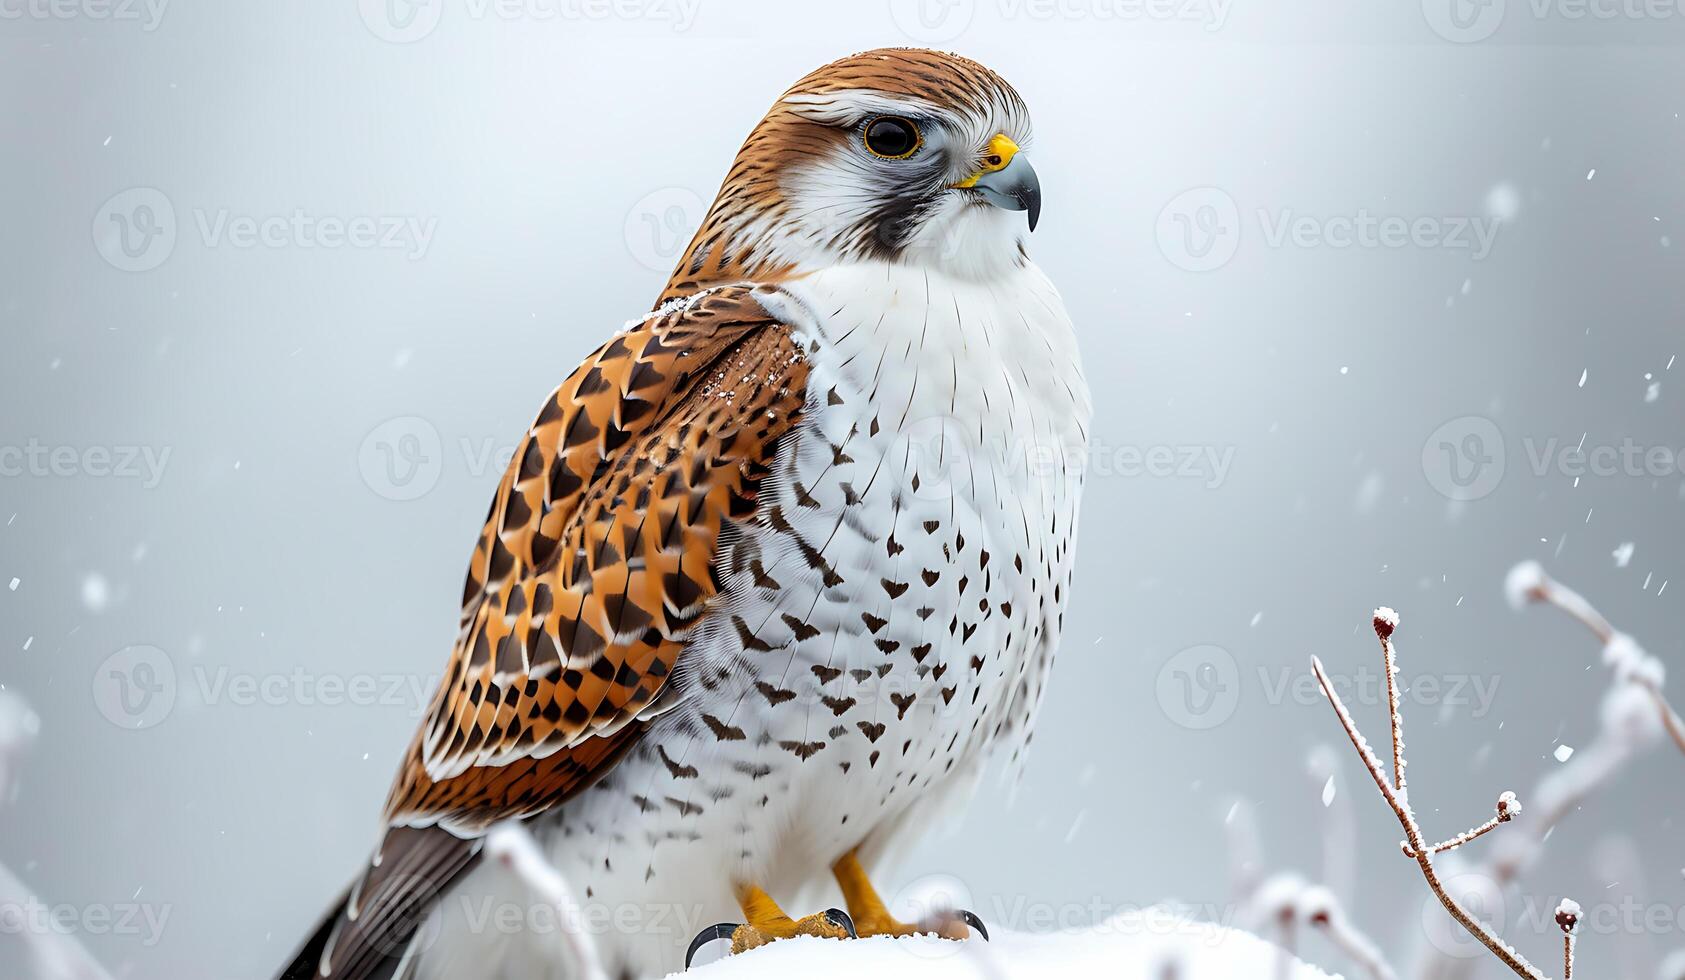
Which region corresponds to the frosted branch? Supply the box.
[1224,798,1266,907]
[1403,792,1520,859]
[1298,885,1398,980]
[1314,612,1566,980]
[1555,900,1579,980]
[1509,561,1685,758]
[1373,608,1407,794]
[1307,745,1355,901]
[0,692,117,980]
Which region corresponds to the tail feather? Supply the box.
[276,827,481,980]
[278,889,346,980]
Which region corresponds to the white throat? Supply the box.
[765,258,1090,462]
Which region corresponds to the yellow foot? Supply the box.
[831,849,987,941]
[683,864,989,969]
[685,887,856,968]
[725,884,855,955]
[728,910,855,954]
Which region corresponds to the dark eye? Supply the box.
[862,116,922,159]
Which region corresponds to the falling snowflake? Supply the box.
[82,574,110,612]
[1484,181,1521,222]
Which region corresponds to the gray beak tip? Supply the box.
[972,154,1043,234]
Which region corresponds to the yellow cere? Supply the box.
[953,133,1021,188]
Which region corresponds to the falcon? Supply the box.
[279,47,1090,980]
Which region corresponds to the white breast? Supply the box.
[693,259,1092,879]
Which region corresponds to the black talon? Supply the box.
[958,909,990,941]
[823,907,858,938]
[685,922,739,969]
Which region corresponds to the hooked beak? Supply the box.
[953,133,1042,232]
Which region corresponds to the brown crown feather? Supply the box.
[657,48,1026,305]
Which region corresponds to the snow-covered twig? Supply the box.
[1298,886,1397,980]
[1246,870,1305,980]
[0,690,40,809]
[1554,900,1579,980]
[1376,608,1407,795]
[1478,682,1657,893]
[1313,610,1569,980]
[0,862,117,980]
[1402,792,1520,860]
[484,822,609,980]
[1306,746,1355,903]
[1224,787,1393,980]
[1507,560,1685,757]
[1417,566,1679,980]
[0,691,117,980]
[1224,799,1265,906]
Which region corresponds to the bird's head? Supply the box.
[661,48,1041,302]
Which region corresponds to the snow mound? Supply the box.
[679,907,1334,979]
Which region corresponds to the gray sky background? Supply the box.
[2,2,1683,978]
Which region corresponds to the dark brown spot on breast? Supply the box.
[822,696,856,716]
[657,745,698,779]
[780,740,826,760]
[701,714,746,741]
[783,614,821,641]
[755,681,797,706]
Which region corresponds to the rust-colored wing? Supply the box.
[282,286,809,980]
[385,283,809,832]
